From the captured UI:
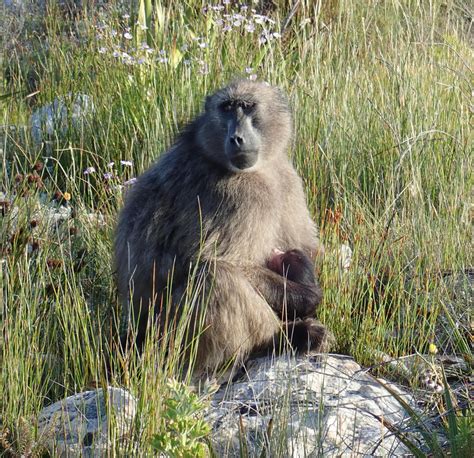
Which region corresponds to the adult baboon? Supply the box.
[115,80,331,374]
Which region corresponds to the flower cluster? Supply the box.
[93,3,282,79]
[203,3,282,45]
[94,20,165,67]
[82,160,136,191]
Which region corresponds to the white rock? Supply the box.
[208,354,417,457]
[81,211,106,227]
[338,243,353,271]
[45,205,73,225]
[30,93,94,144]
[37,386,136,457]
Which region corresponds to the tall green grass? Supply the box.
[1,0,472,454]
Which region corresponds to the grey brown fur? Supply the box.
[115,80,331,374]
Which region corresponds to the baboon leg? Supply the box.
[193,262,281,373]
[280,318,334,353]
[193,263,331,374]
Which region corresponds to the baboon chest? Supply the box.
[203,172,282,261]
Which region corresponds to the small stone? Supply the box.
[30,93,94,144]
[338,243,352,271]
[37,386,136,456]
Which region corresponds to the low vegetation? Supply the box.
[0,0,472,455]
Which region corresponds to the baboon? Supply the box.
[115,80,331,374]
[267,248,318,287]
[265,248,323,322]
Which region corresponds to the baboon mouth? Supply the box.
[230,153,258,170]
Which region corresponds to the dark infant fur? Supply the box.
[114,80,332,374]
[266,248,323,320]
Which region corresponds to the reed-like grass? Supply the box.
[1,0,472,455]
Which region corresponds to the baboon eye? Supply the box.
[239,101,255,112]
[219,101,233,112]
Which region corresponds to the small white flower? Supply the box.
[107,162,115,168]
[122,14,130,19]
[98,47,107,54]
[123,32,133,40]
[245,23,255,33]
[84,167,96,175]
[120,160,133,167]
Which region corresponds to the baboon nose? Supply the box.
[230,135,245,147]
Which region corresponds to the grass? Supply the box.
[0,0,472,455]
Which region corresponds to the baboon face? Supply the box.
[197,80,292,172]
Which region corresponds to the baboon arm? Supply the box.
[242,265,322,319]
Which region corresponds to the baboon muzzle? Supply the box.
[226,117,260,170]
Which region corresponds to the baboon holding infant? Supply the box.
[115,80,331,374]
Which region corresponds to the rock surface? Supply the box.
[35,356,422,456]
[37,386,136,457]
[30,93,94,144]
[208,354,416,457]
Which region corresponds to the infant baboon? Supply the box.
[267,248,318,286]
[115,80,331,374]
[265,248,323,321]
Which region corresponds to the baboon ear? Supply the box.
[274,85,289,104]
[205,95,213,112]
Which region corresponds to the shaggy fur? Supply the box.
[115,80,331,374]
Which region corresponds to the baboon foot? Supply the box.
[287,318,334,353]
